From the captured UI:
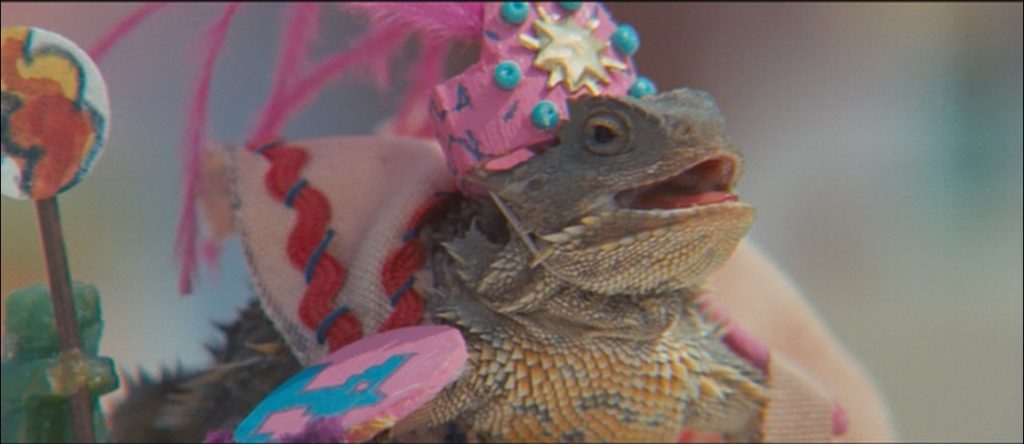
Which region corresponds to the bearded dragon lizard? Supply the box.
[110,87,765,442]
[395,87,764,442]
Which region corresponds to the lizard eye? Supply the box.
[582,112,631,156]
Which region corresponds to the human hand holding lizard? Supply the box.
[704,240,894,442]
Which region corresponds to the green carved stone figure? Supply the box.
[2,283,119,442]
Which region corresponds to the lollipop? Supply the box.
[1,26,110,200]
[1,26,112,442]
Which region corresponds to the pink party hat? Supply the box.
[429,2,645,190]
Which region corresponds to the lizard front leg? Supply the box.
[679,340,767,442]
[388,343,499,440]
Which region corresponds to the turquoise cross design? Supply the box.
[234,352,414,442]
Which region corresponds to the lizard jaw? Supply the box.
[614,155,739,212]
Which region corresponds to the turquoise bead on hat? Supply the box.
[611,24,640,56]
[629,76,657,98]
[500,2,529,25]
[494,61,522,90]
[558,2,583,12]
[531,101,560,129]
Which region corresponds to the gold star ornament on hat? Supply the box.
[517,4,627,94]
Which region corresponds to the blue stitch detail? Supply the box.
[503,100,519,123]
[465,130,481,157]
[255,141,282,154]
[316,305,349,345]
[305,229,335,284]
[389,277,416,306]
[448,130,483,160]
[455,83,472,111]
[429,98,447,122]
[285,178,308,208]
[485,30,501,41]
[401,228,420,243]
[433,190,460,199]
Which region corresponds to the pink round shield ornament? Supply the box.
[233,325,467,443]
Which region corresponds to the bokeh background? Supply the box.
[2,3,1021,441]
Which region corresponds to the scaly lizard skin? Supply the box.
[399,88,766,442]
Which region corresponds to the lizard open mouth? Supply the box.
[616,156,738,210]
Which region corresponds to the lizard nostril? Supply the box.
[673,124,693,141]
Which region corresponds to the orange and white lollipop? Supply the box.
[1,26,110,200]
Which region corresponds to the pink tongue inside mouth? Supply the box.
[632,190,737,210]
[624,157,738,210]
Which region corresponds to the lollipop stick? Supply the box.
[34,197,95,443]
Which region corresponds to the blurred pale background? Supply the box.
[2,3,1021,442]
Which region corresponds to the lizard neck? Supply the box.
[423,196,709,344]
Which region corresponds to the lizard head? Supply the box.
[469,88,755,294]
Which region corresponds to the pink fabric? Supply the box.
[700,294,770,372]
[720,315,771,373]
[430,2,637,183]
[832,401,849,436]
[174,3,242,294]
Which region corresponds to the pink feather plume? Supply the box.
[93,3,487,294]
[174,3,241,294]
[249,2,484,142]
[342,3,484,44]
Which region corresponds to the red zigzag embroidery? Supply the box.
[251,138,452,351]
